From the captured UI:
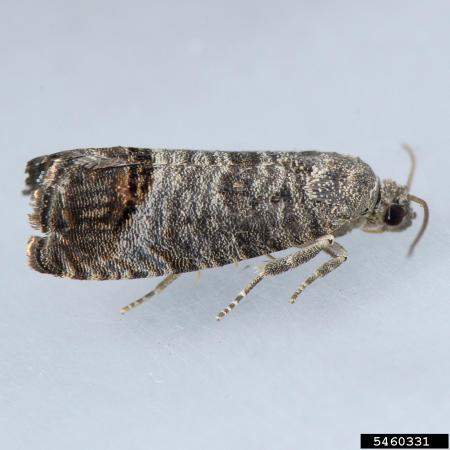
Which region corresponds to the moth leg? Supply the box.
[256,253,277,272]
[216,235,334,320]
[289,241,347,304]
[216,273,265,320]
[120,273,180,314]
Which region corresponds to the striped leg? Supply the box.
[216,273,265,320]
[120,273,180,314]
[289,241,347,304]
[216,235,335,320]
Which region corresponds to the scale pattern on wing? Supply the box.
[25,148,377,279]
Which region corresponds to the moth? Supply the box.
[24,145,428,320]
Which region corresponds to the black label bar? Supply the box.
[361,434,449,449]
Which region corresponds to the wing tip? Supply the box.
[27,236,51,275]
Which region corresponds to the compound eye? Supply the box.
[384,204,406,226]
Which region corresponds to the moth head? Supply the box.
[363,145,429,256]
[365,180,415,232]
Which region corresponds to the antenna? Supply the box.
[407,194,429,257]
[402,143,416,190]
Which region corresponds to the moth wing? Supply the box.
[25,147,160,280]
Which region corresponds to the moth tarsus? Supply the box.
[24,146,429,320]
[120,273,180,314]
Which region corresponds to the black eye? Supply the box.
[384,204,406,226]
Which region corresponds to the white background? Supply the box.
[1,1,449,449]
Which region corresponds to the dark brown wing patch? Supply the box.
[24,147,155,279]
